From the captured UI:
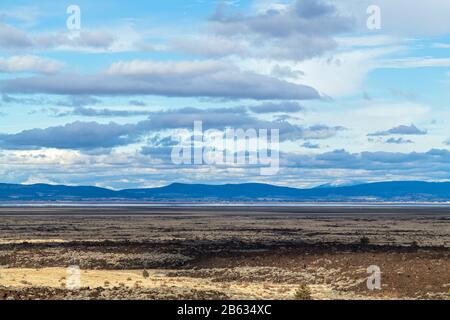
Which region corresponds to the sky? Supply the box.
[2,0,450,189]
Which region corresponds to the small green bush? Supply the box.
[294,284,313,300]
[360,236,370,246]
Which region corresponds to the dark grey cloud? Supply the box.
[302,141,321,149]
[210,0,351,37]
[0,121,138,150]
[295,0,335,18]
[0,60,320,100]
[249,102,304,114]
[271,65,305,79]
[1,93,46,105]
[138,107,344,142]
[57,95,101,108]
[368,124,427,137]
[54,96,150,117]
[385,137,414,144]
[129,100,147,107]
[274,114,302,122]
[140,135,180,160]
[140,107,250,130]
[58,107,153,118]
[0,107,344,150]
[147,135,180,147]
[200,0,355,60]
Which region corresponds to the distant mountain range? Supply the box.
[1,181,450,203]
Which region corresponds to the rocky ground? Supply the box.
[0,206,449,300]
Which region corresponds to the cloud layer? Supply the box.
[1,60,320,100]
[368,124,427,137]
[174,0,354,60]
[0,107,345,150]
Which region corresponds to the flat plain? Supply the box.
[0,206,449,300]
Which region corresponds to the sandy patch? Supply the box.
[0,267,372,300]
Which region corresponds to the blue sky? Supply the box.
[2,0,450,189]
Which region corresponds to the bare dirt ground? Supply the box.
[0,206,449,300]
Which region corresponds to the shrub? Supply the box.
[360,236,370,246]
[294,284,313,300]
